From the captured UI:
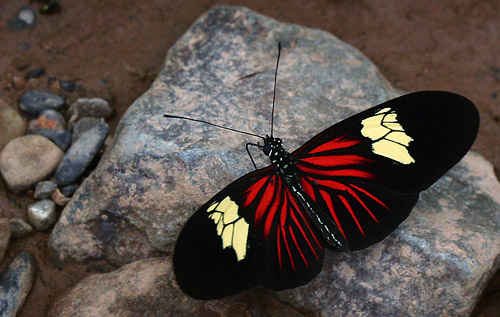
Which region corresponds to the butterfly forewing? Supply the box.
[293,91,479,250]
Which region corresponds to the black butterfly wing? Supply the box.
[293,91,479,251]
[174,166,325,299]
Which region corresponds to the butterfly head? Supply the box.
[262,136,283,156]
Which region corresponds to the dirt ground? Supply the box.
[0,0,499,316]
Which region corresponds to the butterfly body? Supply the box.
[173,91,479,300]
[262,136,350,251]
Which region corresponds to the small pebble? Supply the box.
[0,98,26,151]
[0,135,64,193]
[61,183,79,197]
[7,7,37,31]
[25,67,45,79]
[9,218,34,238]
[51,188,70,206]
[19,89,64,116]
[0,252,36,317]
[49,130,72,151]
[18,7,37,26]
[12,75,26,90]
[0,219,11,264]
[59,80,77,93]
[34,180,57,199]
[27,199,57,231]
[67,98,112,129]
[28,109,66,138]
[72,117,104,143]
[54,123,109,186]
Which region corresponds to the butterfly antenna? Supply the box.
[163,114,265,140]
[270,42,281,138]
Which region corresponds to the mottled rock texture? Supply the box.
[49,257,302,317]
[0,252,36,317]
[48,6,500,315]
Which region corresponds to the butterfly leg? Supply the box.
[246,142,261,170]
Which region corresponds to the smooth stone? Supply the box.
[0,98,26,151]
[51,189,70,206]
[0,252,36,317]
[7,7,37,31]
[19,90,64,116]
[25,67,45,79]
[27,199,57,231]
[9,218,34,239]
[49,130,72,151]
[60,183,79,197]
[18,7,36,25]
[11,76,26,90]
[67,98,112,130]
[49,257,301,316]
[54,123,109,186]
[59,80,77,93]
[28,109,66,138]
[34,180,57,199]
[0,219,10,264]
[47,7,500,315]
[0,135,64,193]
[72,117,105,144]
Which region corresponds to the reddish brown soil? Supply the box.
[0,1,499,316]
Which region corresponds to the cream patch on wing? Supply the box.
[207,196,249,261]
[361,107,415,164]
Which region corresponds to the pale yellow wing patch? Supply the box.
[207,196,249,261]
[361,107,415,164]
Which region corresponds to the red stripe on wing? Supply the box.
[319,189,346,240]
[289,224,309,268]
[308,137,361,154]
[311,178,381,224]
[349,183,390,210]
[263,177,282,238]
[282,224,296,271]
[297,164,375,179]
[301,154,371,167]
[243,176,269,207]
[286,188,322,249]
[338,195,365,236]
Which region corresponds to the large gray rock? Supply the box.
[48,6,500,315]
[49,257,302,316]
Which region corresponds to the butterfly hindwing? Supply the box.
[293,91,479,250]
[174,166,325,299]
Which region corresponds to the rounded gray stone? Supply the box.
[27,199,57,231]
[0,135,64,193]
[0,252,36,317]
[19,90,64,116]
[34,180,57,199]
[72,117,105,144]
[67,98,112,130]
[28,109,66,138]
[54,122,109,186]
[9,218,34,239]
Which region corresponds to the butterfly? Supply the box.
[170,44,479,300]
